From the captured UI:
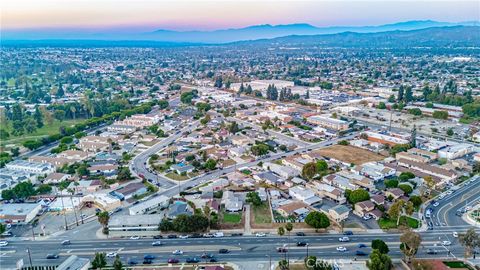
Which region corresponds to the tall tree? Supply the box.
[459,228,480,260]
[397,85,404,102]
[400,230,421,262]
[367,249,393,270]
[372,239,390,254]
[91,252,107,269]
[113,255,123,270]
[33,106,44,128]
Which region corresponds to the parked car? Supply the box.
[203,233,214,238]
[167,258,179,263]
[130,236,140,240]
[219,249,230,254]
[255,232,266,237]
[296,232,306,236]
[168,234,178,239]
[343,231,353,235]
[153,235,163,239]
[356,250,368,256]
[179,235,189,239]
[127,259,138,265]
[0,241,8,247]
[186,257,200,263]
[144,254,155,260]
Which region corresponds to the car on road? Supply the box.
[106,252,117,258]
[296,232,306,236]
[46,254,59,259]
[152,241,162,246]
[452,232,458,238]
[172,250,184,255]
[168,234,178,239]
[201,253,214,259]
[179,235,189,239]
[442,241,451,246]
[231,233,243,237]
[219,249,230,254]
[427,249,438,255]
[357,243,367,248]
[339,237,350,242]
[355,250,368,256]
[144,254,155,260]
[130,236,140,240]
[255,232,266,237]
[127,259,138,265]
[168,257,180,263]
[0,241,9,247]
[277,247,288,253]
[343,231,353,235]
[209,257,218,262]
[186,257,200,263]
[143,259,153,264]
[61,240,71,245]
[297,241,308,247]
[153,235,163,239]
[203,233,214,238]
[433,202,440,207]
[336,247,347,252]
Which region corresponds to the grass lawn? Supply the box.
[443,261,474,269]
[165,172,190,181]
[222,212,242,224]
[253,203,272,224]
[2,119,85,146]
[378,216,419,229]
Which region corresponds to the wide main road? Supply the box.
[1,229,474,269]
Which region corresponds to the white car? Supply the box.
[336,246,347,252]
[363,215,372,220]
[172,250,184,255]
[256,232,266,237]
[0,240,8,247]
[442,241,452,246]
[452,232,458,238]
[130,236,140,240]
[106,252,117,258]
[339,237,350,242]
[433,202,440,207]
[179,235,189,239]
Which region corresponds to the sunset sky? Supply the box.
[2,0,479,31]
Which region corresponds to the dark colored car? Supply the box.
[190,233,202,238]
[343,231,353,235]
[143,259,153,264]
[277,247,288,253]
[144,254,155,260]
[127,259,138,265]
[209,257,218,262]
[153,235,163,239]
[355,250,368,256]
[296,232,306,236]
[219,249,230,254]
[297,241,308,247]
[186,257,200,263]
[168,258,179,263]
[357,243,367,248]
[46,254,59,259]
[231,233,243,237]
[168,234,178,239]
[427,249,438,255]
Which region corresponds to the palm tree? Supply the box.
[70,105,76,120]
[97,211,110,234]
[277,226,285,236]
[285,222,293,238]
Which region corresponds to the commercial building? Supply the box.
[438,143,475,160]
[0,203,42,223]
[307,115,349,131]
[129,195,170,215]
[364,131,409,146]
[108,214,162,237]
[5,160,55,175]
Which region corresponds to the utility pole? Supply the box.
[30,225,35,241]
[26,248,33,268]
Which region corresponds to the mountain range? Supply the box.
[3,20,479,43]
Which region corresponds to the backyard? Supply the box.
[253,203,272,224]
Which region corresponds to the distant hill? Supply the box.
[3,20,478,43]
[237,26,480,48]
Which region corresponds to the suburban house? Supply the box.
[328,204,350,223]
[354,200,375,217]
[221,191,244,212]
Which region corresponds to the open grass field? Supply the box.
[378,216,419,229]
[314,145,385,165]
[165,172,190,181]
[253,203,272,224]
[1,119,84,147]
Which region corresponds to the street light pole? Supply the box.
[30,225,35,241]
[26,248,33,268]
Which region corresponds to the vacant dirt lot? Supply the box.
[314,145,385,165]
